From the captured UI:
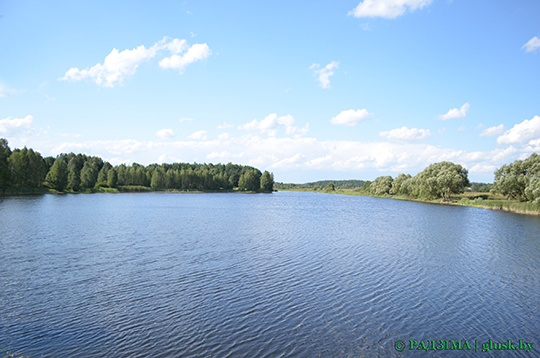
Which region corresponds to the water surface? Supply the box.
[1,192,539,357]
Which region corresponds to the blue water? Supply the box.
[1,191,539,357]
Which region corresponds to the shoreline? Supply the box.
[278,188,540,216]
[0,187,272,196]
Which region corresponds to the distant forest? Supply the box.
[0,138,274,193]
[276,180,365,190]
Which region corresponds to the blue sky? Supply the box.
[1,0,539,183]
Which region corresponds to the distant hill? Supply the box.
[276,179,365,189]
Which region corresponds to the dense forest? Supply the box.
[275,179,365,190]
[0,138,274,193]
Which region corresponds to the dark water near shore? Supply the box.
[1,191,539,357]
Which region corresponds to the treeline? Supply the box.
[359,153,540,206]
[276,179,365,190]
[0,138,274,193]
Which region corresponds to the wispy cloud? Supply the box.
[522,36,540,53]
[217,122,234,129]
[330,109,373,126]
[156,128,176,140]
[479,124,506,137]
[179,117,196,123]
[238,113,309,137]
[188,130,208,140]
[348,0,433,19]
[310,61,339,89]
[0,84,18,97]
[438,102,470,120]
[379,126,431,142]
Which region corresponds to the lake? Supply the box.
[1,191,539,357]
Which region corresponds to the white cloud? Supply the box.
[348,0,433,19]
[217,122,234,129]
[438,128,446,135]
[468,163,497,173]
[156,128,176,140]
[0,115,34,136]
[330,109,373,126]
[438,103,470,120]
[522,36,540,53]
[60,37,210,87]
[188,130,208,140]
[47,132,529,182]
[457,125,466,132]
[379,126,431,142]
[310,61,339,89]
[238,113,309,137]
[179,117,195,123]
[497,115,540,145]
[159,43,211,74]
[479,124,506,137]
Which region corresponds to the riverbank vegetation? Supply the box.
[0,138,274,194]
[277,153,540,215]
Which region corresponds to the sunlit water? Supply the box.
[1,191,539,357]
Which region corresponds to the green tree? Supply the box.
[260,171,274,192]
[80,161,98,188]
[107,168,118,188]
[390,173,412,195]
[239,169,261,191]
[413,161,469,200]
[370,176,393,196]
[67,165,81,191]
[151,167,165,189]
[96,162,112,187]
[0,138,12,190]
[46,157,68,191]
[492,153,540,201]
[326,182,335,191]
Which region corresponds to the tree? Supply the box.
[151,167,165,189]
[67,165,81,191]
[260,171,274,192]
[107,168,118,188]
[0,138,12,190]
[45,157,68,191]
[96,162,112,187]
[390,173,412,195]
[413,161,469,200]
[326,182,335,191]
[493,153,540,201]
[370,176,393,196]
[239,169,261,191]
[80,161,98,188]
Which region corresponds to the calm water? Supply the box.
[0,191,539,357]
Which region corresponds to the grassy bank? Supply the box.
[279,188,540,216]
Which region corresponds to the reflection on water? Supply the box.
[1,192,539,357]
